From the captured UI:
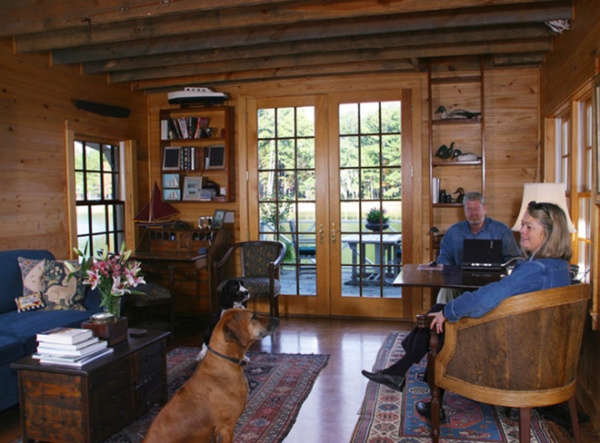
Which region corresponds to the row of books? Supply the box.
[34,327,113,367]
[161,116,212,140]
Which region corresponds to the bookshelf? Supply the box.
[159,105,233,203]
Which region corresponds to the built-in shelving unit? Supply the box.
[159,105,233,203]
[428,60,485,259]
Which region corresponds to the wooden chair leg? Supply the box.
[519,407,531,443]
[568,396,582,443]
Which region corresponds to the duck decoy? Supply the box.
[435,141,455,160]
[435,106,481,120]
[454,187,465,203]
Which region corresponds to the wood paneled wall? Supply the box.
[0,39,147,258]
[540,0,600,428]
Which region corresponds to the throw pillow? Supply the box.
[14,292,46,312]
[18,257,47,296]
[42,260,87,311]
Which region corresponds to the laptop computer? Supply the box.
[462,239,504,272]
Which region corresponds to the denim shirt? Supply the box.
[444,258,571,322]
[437,217,521,265]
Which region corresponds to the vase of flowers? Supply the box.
[69,243,145,318]
[365,207,390,231]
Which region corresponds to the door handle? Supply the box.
[331,223,337,243]
[319,224,324,244]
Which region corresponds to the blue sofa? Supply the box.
[0,249,103,412]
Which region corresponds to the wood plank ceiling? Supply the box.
[0,0,572,93]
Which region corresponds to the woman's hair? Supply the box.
[525,201,572,261]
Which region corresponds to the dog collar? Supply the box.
[207,346,249,367]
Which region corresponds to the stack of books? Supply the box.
[33,327,114,367]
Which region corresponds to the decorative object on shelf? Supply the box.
[68,243,145,318]
[212,209,226,229]
[454,187,466,203]
[435,105,481,120]
[435,142,455,160]
[167,87,229,106]
[365,207,389,231]
[453,152,481,162]
[135,182,180,223]
[183,176,204,200]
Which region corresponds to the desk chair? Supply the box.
[213,241,286,317]
[416,283,590,443]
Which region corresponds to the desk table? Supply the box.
[393,264,504,290]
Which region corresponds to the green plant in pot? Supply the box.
[366,207,390,231]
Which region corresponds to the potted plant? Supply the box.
[365,207,390,231]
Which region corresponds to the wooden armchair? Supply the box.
[417,283,591,443]
[212,241,286,317]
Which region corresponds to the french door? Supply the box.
[247,91,412,318]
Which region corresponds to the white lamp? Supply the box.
[511,183,576,233]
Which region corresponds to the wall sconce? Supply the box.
[511,183,576,233]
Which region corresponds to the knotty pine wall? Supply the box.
[539,0,600,427]
[0,39,148,257]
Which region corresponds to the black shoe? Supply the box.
[416,400,447,422]
[361,370,406,392]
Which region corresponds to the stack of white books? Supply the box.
[33,327,113,367]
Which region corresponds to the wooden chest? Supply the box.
[12,330,169,443]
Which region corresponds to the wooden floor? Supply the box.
[1,316,599,443]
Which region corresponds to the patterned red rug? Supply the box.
[351,332,558,443]
[68,346,328,443]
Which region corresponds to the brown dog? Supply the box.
[143,309,279,443]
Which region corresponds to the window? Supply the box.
[73,140,125,254]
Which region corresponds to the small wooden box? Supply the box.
[82,317,128,346]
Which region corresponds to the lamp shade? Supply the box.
[511,183,576,232]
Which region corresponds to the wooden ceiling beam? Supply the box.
[131,59,419,93]
[0,0,289,38]
[49,3,570,65]
[82,25,552,74]
[110,39,552,83]
[16,0,571,54]
[1,0,566,39]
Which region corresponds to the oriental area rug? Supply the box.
[13,347,329,443]
[351,332,559,443]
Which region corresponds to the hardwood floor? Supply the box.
[1,316,599,443]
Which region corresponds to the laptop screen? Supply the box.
[462,239,503,271]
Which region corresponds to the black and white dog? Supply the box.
[197,279,250,361]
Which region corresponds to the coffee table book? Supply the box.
[35,339,108,358]
[36,327,94,345]
[33,347,114,367]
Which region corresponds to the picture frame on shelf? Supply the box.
[162,173,180,189]
[205,145,225,169]
[183,176,203,200]
[163,188,181,201]
[212,209,226,229]
[162,146,181,170]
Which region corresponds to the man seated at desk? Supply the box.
[435,191,521,302]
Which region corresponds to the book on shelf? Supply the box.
[36,336,99,351]
[36,327,94,345]
[36,339,108,358]
[35,347,114,367]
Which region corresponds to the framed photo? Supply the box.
[212,209,226,229]
[183,176,203,200]
[206,145,225,169]
[163,188,181,201]
[162,173,180,189]
[162,146,181,170]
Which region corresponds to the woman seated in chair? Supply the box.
[362,201,573,419]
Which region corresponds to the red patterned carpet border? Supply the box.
[351,332,557,443]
